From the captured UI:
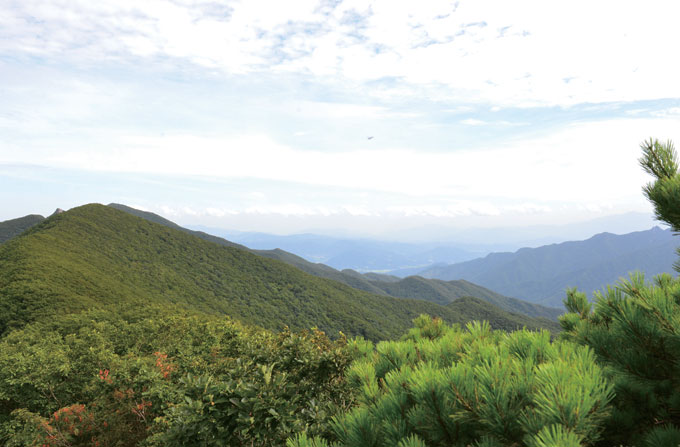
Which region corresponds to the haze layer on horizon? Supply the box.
[1,0,679,237]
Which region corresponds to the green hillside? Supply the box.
[108,204,562,320]
[0,214,44,243]
[0,204,558,339]
[251,248,391,295]
[353,270,401,282]
[372,276,563,319]
[444,295,559,329]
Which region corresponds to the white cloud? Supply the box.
[160,205,179,217]
[297,101,387,119]
[444,106,475,114]
[504,203,552,214]
[340,205,376,217]
[461,119,486,126]
[3,0,680,107]
[181,206,199,216]
[243,204,336,217]
[206,207,228,217]
[385,202,502,218]
[652,107,680,118]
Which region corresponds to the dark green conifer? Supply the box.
[558,138,680,446]
[639,138,680,270]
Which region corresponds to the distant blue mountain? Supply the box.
[418,227,678,308]
[189,229,486,272]
[190,212,657,273]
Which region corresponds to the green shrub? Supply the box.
[0,307,354,447]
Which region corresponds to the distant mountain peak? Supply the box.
[52,208,65,215]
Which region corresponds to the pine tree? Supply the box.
[558,138,680,446]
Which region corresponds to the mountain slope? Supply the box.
[0,214,45,243]
[420,227,678,307]
[370,276,563,320]
[250,248,390,296]
[444,296,556,330]
[109,204,391,295]
[108,204,562,320]
[0,204,559,339]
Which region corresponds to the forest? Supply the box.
[1,138,679,446]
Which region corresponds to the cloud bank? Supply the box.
[2,0,680,107]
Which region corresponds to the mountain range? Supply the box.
[0,204,559,340]
[191,211,657,272]
[419,226,678,308]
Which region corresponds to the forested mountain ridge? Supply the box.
[420,226,677,307]
[109,204,562,319]
[0,204,558,338]
[0,205,562,320]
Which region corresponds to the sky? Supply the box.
[1,0,680,239]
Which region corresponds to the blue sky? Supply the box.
[1,0,679,238]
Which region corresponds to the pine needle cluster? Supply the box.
[289,316,613,447]
[639,138,680,271]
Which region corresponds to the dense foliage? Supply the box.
[0,305,354,446]
[560,273,680,446]
[444,296,558,333]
